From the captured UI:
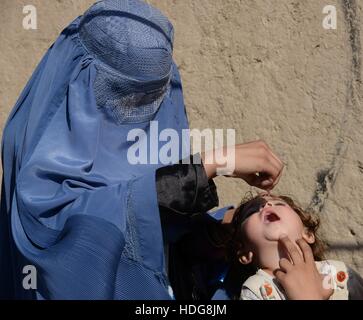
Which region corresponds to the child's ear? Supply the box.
[302,228,315,244]
[238,251,253,265]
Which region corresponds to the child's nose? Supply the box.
[264,202,273,206]
[260,202,273,211]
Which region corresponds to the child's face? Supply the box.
[241,196,309,247]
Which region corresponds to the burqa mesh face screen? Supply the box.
[79,0,174,124]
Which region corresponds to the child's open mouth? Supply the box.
[263,212,281,223]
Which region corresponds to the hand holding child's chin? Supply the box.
[274,236,334,300]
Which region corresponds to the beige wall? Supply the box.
[0,0,362,274]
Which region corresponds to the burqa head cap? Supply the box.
[79,0,175,124]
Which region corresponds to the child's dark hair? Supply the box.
[219,192,326,299]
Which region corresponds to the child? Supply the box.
[227,193,363,300]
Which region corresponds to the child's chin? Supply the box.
[263,225,285,241]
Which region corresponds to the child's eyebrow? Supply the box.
[269,199,288,205]
[260,196,289,205]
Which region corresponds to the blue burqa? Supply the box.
[0,0,190,299]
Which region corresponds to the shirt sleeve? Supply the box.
[348,267,363,300]
[156,154,219,215]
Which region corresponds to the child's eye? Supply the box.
[275,202,286,206]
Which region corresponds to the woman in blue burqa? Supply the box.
[0,0,284,299]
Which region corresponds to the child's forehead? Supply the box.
[258,194,284,202]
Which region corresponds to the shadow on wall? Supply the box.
[327,243,363,251]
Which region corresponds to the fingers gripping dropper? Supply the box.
[255,172,272,195]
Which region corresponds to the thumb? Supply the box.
[261,178,274,187]
[254,174,274,189]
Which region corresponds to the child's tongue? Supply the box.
[265,212,280,223]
